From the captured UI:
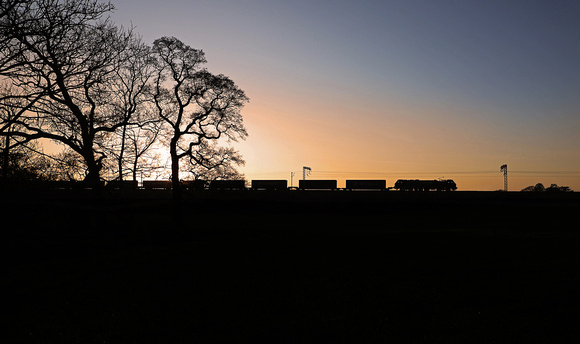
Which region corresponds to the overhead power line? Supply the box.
[312,170,580,176]
[246,170,580,180]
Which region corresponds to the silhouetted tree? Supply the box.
[100,38,158,182]
[0,139,50,185]
[0,82,52,185]
[1,83,23,181]
[151,36,248,197]
[546,184,572,192]
[521,183,546,192]
[0,0,141,185]
[1,3,250,188]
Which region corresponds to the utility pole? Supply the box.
[303,166,311,180]
[500,164,508,191]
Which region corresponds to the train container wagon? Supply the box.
[143,180,172,190]
[299,179,338,190]
[106,180,138,189]
[181,180,207,191]
[251,180,288,191]
[209,180,246,190]
[345,179,387,191]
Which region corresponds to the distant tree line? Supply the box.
[0,0,248,196]
[521,183,573,192]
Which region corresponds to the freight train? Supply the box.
[33,178,458,191]
[141,178,456,191]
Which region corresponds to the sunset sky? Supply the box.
[113,0,580,191]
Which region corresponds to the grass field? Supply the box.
[3,190,580,342]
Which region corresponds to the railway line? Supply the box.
[19,178,459,191]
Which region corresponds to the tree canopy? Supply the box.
[0,0,248,192]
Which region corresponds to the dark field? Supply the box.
[3,190,580,343]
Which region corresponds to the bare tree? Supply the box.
[1,83,22,180]
[0,0,141,185]
[101,37,157,181]
[0,82,47,183]
[0,139,51,185]
[151,36,248,197]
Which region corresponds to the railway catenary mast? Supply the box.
[500,164,508,191]
[303,166,311,180]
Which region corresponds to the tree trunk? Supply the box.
[82,145,101,188]
[170,138,181,199]
[118,124,127,181]
[132,158,138,182]
[1,134,9,181]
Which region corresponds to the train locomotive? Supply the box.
[393,179,457,192]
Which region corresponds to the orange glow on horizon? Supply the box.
[237,94,580,192]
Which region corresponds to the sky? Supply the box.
[111,0,580,190]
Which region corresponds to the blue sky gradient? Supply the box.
[112,0,580,190]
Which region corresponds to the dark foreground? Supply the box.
[3,190,580,343]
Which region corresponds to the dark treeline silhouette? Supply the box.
[0,0,248,195]
[521,183,573,192]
